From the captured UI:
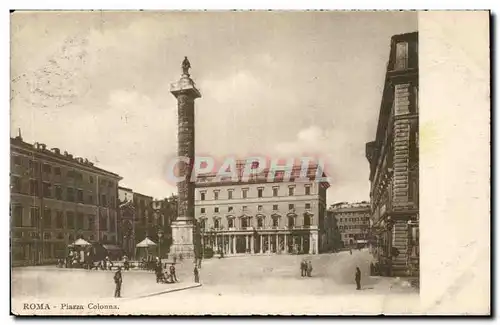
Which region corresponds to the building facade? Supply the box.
[118,187,154,257]
[195,162,329,256]
[322,209,342,252]
[365,32,419,277]
[10,135,121,266]
[329,202,370,248]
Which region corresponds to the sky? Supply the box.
[10,11,417,205]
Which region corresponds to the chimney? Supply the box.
[51,148,61,155]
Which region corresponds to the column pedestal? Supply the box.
[169,221,195,258]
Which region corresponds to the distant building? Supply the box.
[323,209,343,252]
[365,32,419,277]
[10,135,121,266]
[195,160,329,255]
[118,187,154,257]
[329,202,370,248]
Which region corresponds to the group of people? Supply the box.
[154,257,180,284]
[300,259,313,277]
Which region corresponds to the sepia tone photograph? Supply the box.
[8,10,489,316]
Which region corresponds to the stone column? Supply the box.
[169,58,201,259]
[260,235,263,254]
[250,235,254,254]
[276,234,279,253]
[232,235,236,254]
[246,235,249,253]
[284,234,287,253]
[309,232,313,254]
[268,234,271,253]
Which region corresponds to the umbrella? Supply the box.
[136,237,157,248]
[73,238,91,246]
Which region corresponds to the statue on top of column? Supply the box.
[182,56,191,75]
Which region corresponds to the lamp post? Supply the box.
[158,229,164,259]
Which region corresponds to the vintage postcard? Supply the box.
[9,10,490,315]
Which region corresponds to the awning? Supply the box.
[136,237,157,248]
[102,244,123,251]
[72,238,91,246]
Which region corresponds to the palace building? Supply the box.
[329,202,370,248]
[10,134,122,266]
[365,32,419,277]
[195,161,329,256]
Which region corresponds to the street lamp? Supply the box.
[158,229,164,259]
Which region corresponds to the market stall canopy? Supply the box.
[73,238,91,246]
[136,237,157,248]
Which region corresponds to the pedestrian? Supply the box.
[170,263,178,282]
[350,248,352,255]
[173,254,177,264]
[155,258,163,283]
[194,266,199,283]
[307,261,313,277]
[355,267,361,290]
[300,259,306,277]
[114,267,122,298]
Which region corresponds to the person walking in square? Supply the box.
[170,263,178,282]
[194,265,200,283]
[307,260,313,277]
[355,267,361,290]
[114,267,122,298]
[300,259,306,277]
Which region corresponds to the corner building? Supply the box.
[365,32,419,277]
[329,202,370,248]
[195,162,329,255]
[10,136,121,266]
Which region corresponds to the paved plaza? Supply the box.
[12,250,418,314]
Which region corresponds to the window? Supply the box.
[29,180,39,196]
[88,194,94,205]
[214,191,219,200]
[110,215,115,232]
[272,217,279,227]
[55,211,64,229]
[305,203,311,209]
[12,205,23,227]
[66,212,75,229]
[201,208,206,214]
[273,188,278,197]
[55,186,62,200]
[29,161,39,175]
[54,167,61,176]
[257,218,263,228]
[242,206,247,212]
[288,204,294,210]
[76,213,84,230]
[273,204,278,211]
[241,217,248,228]
[44,232,51,240]
[201,192,206,201]
[57,232,64,239]
[257,188,263,198]
[11,176,21,193]
[101,194,107,207]
[42,182,51,198]
[228,219,234,228]
[30,207,39,227]
[88,215,94,230]
[214,207,219,213]
[89,176,94,183]
[288,216,295,227]
[214,219,220,229]
[13,155,22,166]
[100,213,108,231]
[305,186,311,195]
[242,189,248,199]
[228,190,233,200]
[395,41,409,70]
[42,164,51,173]
[200,219,206,230]
[228,206,233,213]
[76,189,83,203]
[288,187,294,196]
[67,170,74,178]
[258,205,263,211]
[43,208,52,228]
[67,188,74,202]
